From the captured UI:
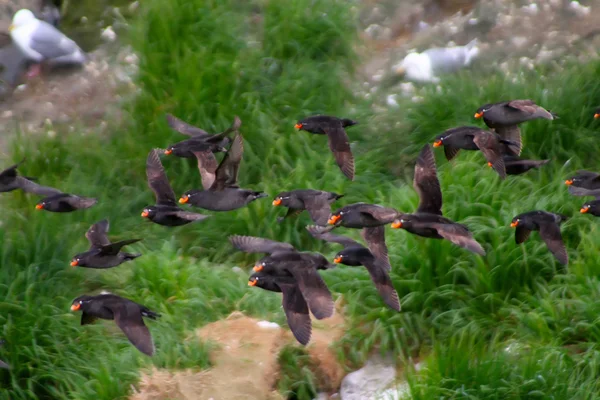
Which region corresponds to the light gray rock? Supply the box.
[340,354,396,400]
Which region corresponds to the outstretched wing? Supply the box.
[414,144,442,215]
[229,235,296,254]
[539,222,568,265]
[211,134,243,191]
[362,226,391,270]
[306,225,361,248]
[85,219,111,248]
[324,126,354,180]
[146,149,177,206]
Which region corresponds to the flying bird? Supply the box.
[390,145,486,255]
[307,225,400,311]
[166,114,241,148]
[70,293,160,356]
[142,149,210,226]
[474,100,555,155]
[565,170,600,198]
[294,115,357,180]
[433,126,514,179]
[327,203,400,229]
[499,155,550,176]
[248,271,312,345]
[178,134,267,211]
[229,235,334,320]
[580,200,600,217]
[273,189,344,225]
[9,9,86,78]
[510,211,569,265]
[70,219,142,269]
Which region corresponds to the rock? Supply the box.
[101,26,117,42]
[340,354,397,400]
[0,0,40,31]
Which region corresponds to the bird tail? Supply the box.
[333,193,345,201]
[252,192,269,199]
[141,308,161,320]
[341,119,358,127]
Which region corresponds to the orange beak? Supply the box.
[474,112,483,119]
[510,221,519,228]
[248,280,257,286]
[594,113,600,119]
[70,260,78,267]
[35,204,44,210]
[272,198,282,206]
[391,221,402,229]
[333,256,342,264]
[70,303,80,311]
[253,265,263,272]
[433,140,442,147]
[487,162,493,167]
[294,123,302,130]
[581,206,590,213]
[164,149,173,155]
[179,195,189,204]
[565,180,573,186]
[141,211,149,218]
[327,214,341,225]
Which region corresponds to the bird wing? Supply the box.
[289,266,334,320]
[193,150,218,190]
[15,177,62,196]
[494,125,522,156]
[112,302,155,356]
[362,259,400,311]
[515,226,532,244]
[85,219,111,248]
[473,133,506,179]
[99,239,142,256]
[305,225,361,248]
[146,149,177,206]
[277,208,304,223]
[443,145,461,161]
[303,195,337,226]
[0,159,24,181]
[279,281,312,345]
[28,20,82,59]
[211,133,243,191]
[324,125,355,180]
[362,226,391,270]
[62,195,97,209]
[433,223,486,255]
[81,312,98,325]
[506,99,537,114]
[414,144,442,215]
[165,114,210,137]
[164,210,211,222]
[362,205,400,224]
[229,235,296,254]
[567,186,600,198]
[539,222,568,265]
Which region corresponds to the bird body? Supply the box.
[503,156,549,175]
[565,170,600,198]
[328,203,400,228]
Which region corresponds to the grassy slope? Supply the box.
[1,0,600,398]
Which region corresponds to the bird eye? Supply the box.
[340,211,344,215]
[79,300,83,304]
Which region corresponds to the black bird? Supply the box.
[70,293,160,356]
[0,159,96,211]
[0,340,9,369]
[327,203,400,229]
[295,115,357,180]
[229,235,334,320]
[179,134,267,211]
[166,114,241,149]
[273,189,344,225]
[475,100,555,155]
[433,126,514,179]
[390,145,486,255]
[580,200,600,217]
[307,225,400,311]
[594,108,600,119]
[565,170,600,198]
[70,219,142,269]
[510,211,568,265]
[142,149,210,226]
[248,271,312,345]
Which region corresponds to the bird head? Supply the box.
[11,9,36,31]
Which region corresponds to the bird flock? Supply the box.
[0,99,598,363]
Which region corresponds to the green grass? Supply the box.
[2,0,600,399]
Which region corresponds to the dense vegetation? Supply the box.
[2,0,600,398]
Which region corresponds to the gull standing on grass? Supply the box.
[9,9,86,78]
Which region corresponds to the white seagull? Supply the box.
[395,39,479,83]
[9,9,86,78]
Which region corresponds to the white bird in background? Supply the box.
[395,39,479,83]
[9,9,86,78]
